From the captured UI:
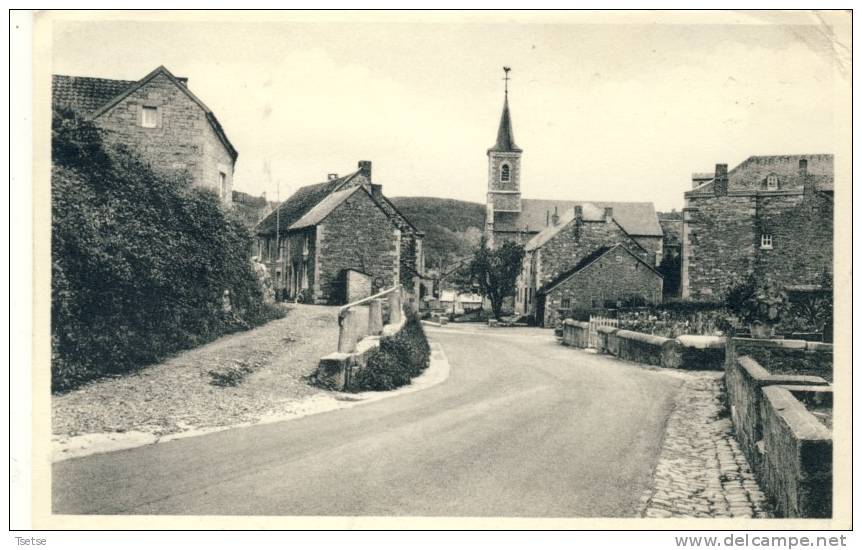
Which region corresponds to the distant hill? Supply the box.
[389,197,485,270]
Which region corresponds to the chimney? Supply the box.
[798,158,808,176]
[713,164,728,197]
[358,160,372,180]
[604,207,613,222]
[546,210,550,227]
[327,173,339,181]
[551,206,560,226]
[370,183,383,199]
[574,205,583,221]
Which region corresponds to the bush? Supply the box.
[51,110,284,392]
[351,313,431,391]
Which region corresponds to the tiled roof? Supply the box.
[496,198,663,237]
[52,75,136,114]
[289,186,363,230]
[540,243,661,294]
[488,96,522,153]
[687,154,834,195]
[255,172,360,235]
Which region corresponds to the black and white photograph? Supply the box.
[9,8,853,535]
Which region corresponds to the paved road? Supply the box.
[53,324,683,517]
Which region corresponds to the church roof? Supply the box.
[496,198,663,237]
[488,96,522,153]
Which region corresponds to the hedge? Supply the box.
[351,314,431,391]
[51,109,283,392]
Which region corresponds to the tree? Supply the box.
[457,237,525,320]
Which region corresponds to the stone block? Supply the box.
[760,385,832,518]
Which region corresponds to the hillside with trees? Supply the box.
[389,197,485,270]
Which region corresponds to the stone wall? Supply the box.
[317,191,400,304]
[755,192,833,290]
[730,338,833,383]
[561,319,590,348]
[683,189,832,300]
[683,195,757,299]
[95,72,234,204]
[542,247,662,327]
[614,330,681,368]
[760,385,832,518]
[537,219,652,292]
[491,193,522,212]
[723,340,833,518]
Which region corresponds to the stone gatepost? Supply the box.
[388,291,402,324]
[338,309,360,353]
[368,299,384,335]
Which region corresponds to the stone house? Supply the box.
[681,155,833,299]
[52,65,238,206]
[517,203,662,327]
[255,161,425,304]
[539,243,663,326]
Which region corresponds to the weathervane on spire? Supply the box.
[503,66,511,96]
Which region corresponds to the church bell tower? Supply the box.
[485,66,523,246]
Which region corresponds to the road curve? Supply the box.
[52,324,683,517]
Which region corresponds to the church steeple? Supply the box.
[485,67,523,245]
[488,95,522,153]
[488,67,522,154]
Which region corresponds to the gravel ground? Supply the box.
[52,304,340,437]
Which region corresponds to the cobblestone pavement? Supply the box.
[639,371,773,519]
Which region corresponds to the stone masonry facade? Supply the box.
[543,247,663,327]
[682,155,833,299]
[54,67,237,207]
[316,190,401,304]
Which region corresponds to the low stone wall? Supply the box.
[597,325,619,355]
[724,355,828,473]
[614,330,681,368]
[760,385,832,518]
[316,316,407,391]
[729,338,834,383]
[676,335,726,371]
[724,344,832,519]
[562,319,590,348]
[315,292,407,391]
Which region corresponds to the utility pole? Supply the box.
[275,180,281,300]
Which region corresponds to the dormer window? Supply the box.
[141,106,159,128]
[766,174,779,191]
[761,234,773,249]
[500,164,510,182]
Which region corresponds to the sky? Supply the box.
[49,11,850,212]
